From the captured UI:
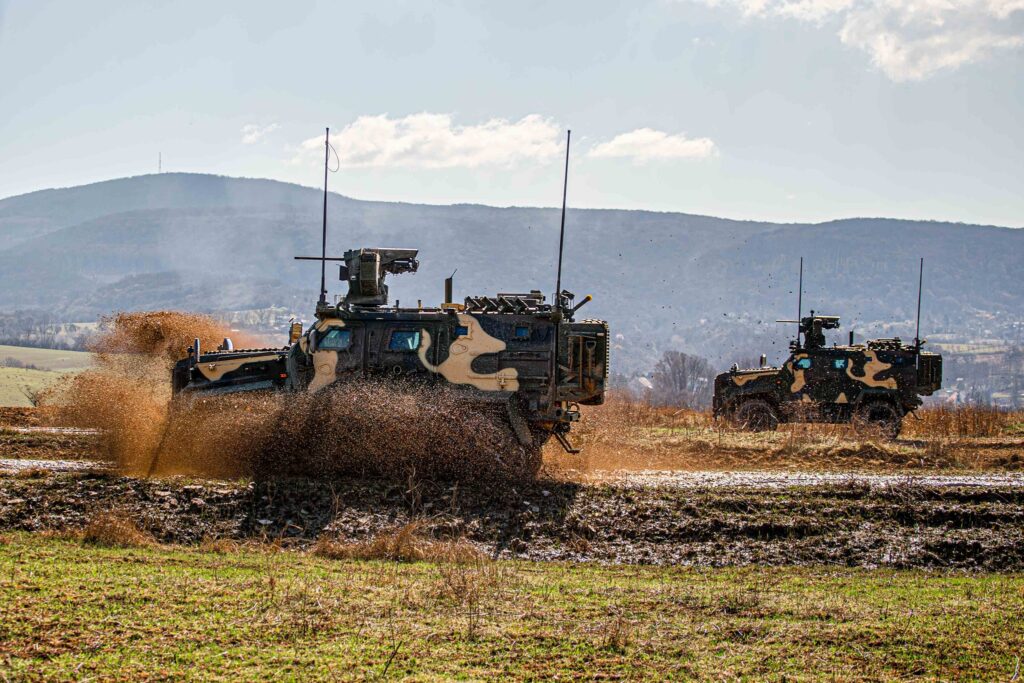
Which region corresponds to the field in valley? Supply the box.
[0,345,92,407]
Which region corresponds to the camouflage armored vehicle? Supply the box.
[171,246,609,454]
[712,312,942,437]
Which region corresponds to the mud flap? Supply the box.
[506,399,536,449]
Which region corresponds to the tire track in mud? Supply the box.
[2,467,1023,570]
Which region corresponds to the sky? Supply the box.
[0,0,1022,226]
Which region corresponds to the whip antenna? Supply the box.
[915,257,924,366]
[318,127,330,306]
[554,130,571,315]
[797,256,803,347]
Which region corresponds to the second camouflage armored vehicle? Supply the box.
[712,312,942,437]
[172,247,609,454]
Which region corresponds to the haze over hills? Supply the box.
[1,173,1021,373]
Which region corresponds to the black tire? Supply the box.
[732,399,779,432]
[853,401,901,439]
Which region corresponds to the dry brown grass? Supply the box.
[12,466,52,479]
[314,521,486,564]
[902,404,1016,438]
[546,393,1024,476]
[596,614,635,653]
[199,537,243,554]
[79,510,156,549]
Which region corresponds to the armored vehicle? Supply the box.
[712,312,942,437]
[172,247,609,454]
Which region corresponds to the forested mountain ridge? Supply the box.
[1,173,1020,371]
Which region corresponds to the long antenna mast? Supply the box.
[319,127,330,307]
[797,256,804,348]
[914,257,924,365]
[554,130,571,315]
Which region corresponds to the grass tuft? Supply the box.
[313,521,485,564]
[597,614,635,653]
[199,536,242,554]
[12,466,52,479]
[79,510,156,549]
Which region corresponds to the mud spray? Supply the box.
[42,312,538,483]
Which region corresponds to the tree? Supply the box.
[649,350,716,408]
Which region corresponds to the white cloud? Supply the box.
[838,1,1024,81]
[689,0,1024,81]
[296,113,562,168]
[241,123,279,144]
[587,128,717,162]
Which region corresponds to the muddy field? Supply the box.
[2,463,1022,570]
[3,390,1024,571]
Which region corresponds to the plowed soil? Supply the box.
[2,466,1023,570]
[4,403,1024,570]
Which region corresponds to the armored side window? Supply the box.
[319,328,352,350]
[388,330,421,352]
[795,358,812,369]
[833,358,848,370]
[514,325,530,339]
[454,325,469,337]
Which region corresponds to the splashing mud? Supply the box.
[41,311,538,484]
[41,311,236,473]
[256,381,539,483]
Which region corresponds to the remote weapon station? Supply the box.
[171,129,609,461]
[712,258,942,437]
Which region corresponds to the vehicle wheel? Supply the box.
[853,401,901,439]
[732,399,779,432]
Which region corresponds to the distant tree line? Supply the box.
[609,349,718,409]
[0,310,92,351]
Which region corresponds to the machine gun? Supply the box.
[295,247,419,309]
[338,248,419,308]
[777,312,840,350]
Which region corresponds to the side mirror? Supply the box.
[759,353,767,368]
[309,329,318,353]
[289,322,303,345]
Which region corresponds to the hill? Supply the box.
[1,173,1021,372]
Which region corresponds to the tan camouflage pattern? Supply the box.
[308,320,347,393]
[418,313,519,392]
[789,355,807,393]
[732,370,776,387]
[846,349,897,389]
[196,354,283,382]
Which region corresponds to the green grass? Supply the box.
[0,345,92,406]
[0,367,66,407]
[1,533,1022,681]
[0,344,93,372]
